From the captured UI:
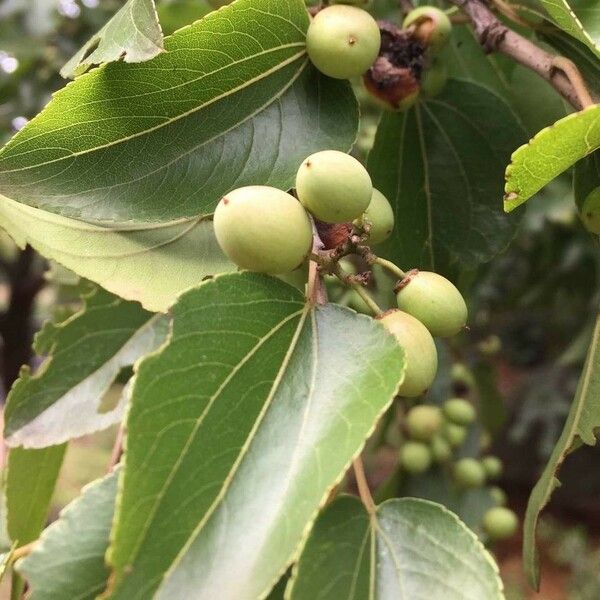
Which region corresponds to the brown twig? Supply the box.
[552,56,594,108]
[448,0,593,109]
[353,456,376,514]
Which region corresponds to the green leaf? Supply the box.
[0,0,357,225]
[0,194,233,311]
[504,105,600,211]
[368,79,526,274]
[287,496,504,599]
[6,446,66,545]
[106,273,405,599]
[524,309,600,589]
[540,0,600,58]
[4,287,169,449]
[61,0,163,79]
[17,470,118,600]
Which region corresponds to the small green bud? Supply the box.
[483,507,518,540]
[406,405,442,441]
[296,150,373,223]
[481,456,503,480]
[306,5,381,80]
[489,486,507,506]
[443,398,476,426]
[400,441,432,474]
[379,310,438,398]
[396,270,468,337]
[454,458,486,488]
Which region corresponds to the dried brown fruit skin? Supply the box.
[315,221,352,250]
[363,22,425,111]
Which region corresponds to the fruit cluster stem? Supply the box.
[367,255,407,280]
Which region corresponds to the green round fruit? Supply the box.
[580,186,600,234]
[379,310,438,398]
[214,186,312,273]
[421,57,448,97]
[431,434,452,463]
[443,398,476,426]
[490,486,507,506]
[306,5,381,80]
[396,270,468,337]
[453,458,486,488]
[400,441,432,474]
[450,363,476,391]
[406,405,442,441]
[296,150,373,223]
[483,507,518,540]
[403,6,452,53]
[481,456,503,480]
[442,421,468,448]
[355,188,395,244]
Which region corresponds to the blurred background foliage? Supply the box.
[0,1,599,598]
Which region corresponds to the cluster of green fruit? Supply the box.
[304,1,453,109]
[399,400,518,541]
[213,149,392,274]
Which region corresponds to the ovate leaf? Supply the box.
[540,0,600,58]
[368,79,526,274]
[6,446,66,545]
[288,496,503,599]
[505,105,600,210]
[17,470,118,600]
[0,0,357,224]
[0,195,232,311]
[4,287,169,449]
[107,273,405,599]
[61,0,163,79]
[524,309,600,589]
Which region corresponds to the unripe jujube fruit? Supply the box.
[481,456,503,480]
[379,310,438,397]
[483,507,518,540]
[396,270,468,337]
[214,186,312,273]
[443,421,468,448]
[403,6,452,53]
[355,188,395,244]
[443,398,476,426]
[580,186,600,234]
[431,434,452,463]
[306,5,381,80]
[406,405,442,441]
[421,57,448,97]
[400,441,432,474]
[454,458,486,488]
[490,486,507,506]
[296,150,373,223]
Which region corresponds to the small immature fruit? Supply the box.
[443,398,476,426]
[490,486,507,506]
[214,186,312,274]
[481,456,503,480]
[421,57,448,97]
[443,421,468,448]
[306,5,381,80]
[406,405,442,441]
[581,186,600,234]
[396,270,468,337]
[379,310,438,398]
[403,6,452,53]
[483,507,518,540]
[454,458,486,488]
[400,441,432,474]
[431,434,452,463]
[296,150,373,223]
[356,188,395,244]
